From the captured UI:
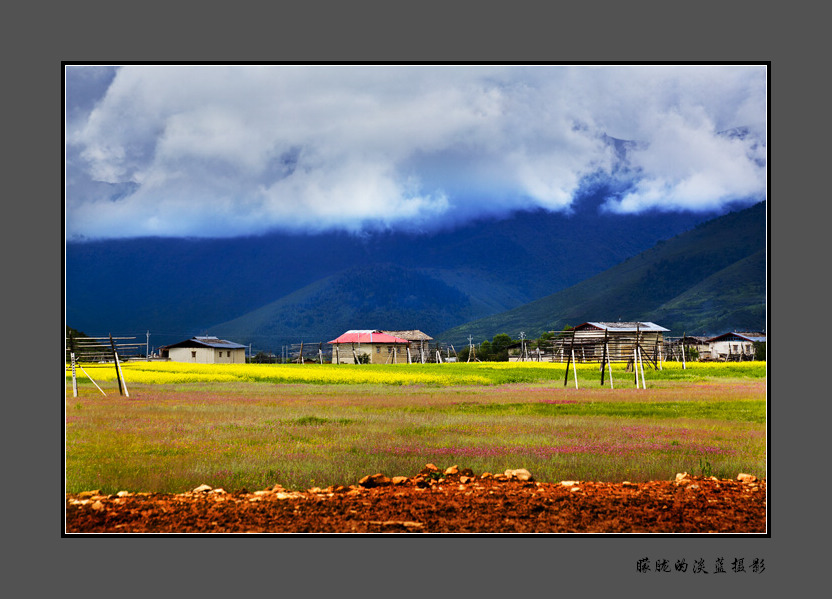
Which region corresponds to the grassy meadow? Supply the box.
[65,361,767,493]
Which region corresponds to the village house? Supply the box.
[705,332,766,360]
[160,336,247,364]
[328,330,412,364]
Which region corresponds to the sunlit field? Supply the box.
[65,361,767,493]
[67,359,766,387]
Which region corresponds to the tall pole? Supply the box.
[600,329,608,386]
[520,332,526,362]
[146,330,150,361]
[564,329,575,387]
[109,334,128,397]
[635,324,641,388]
[634,348,640,388]
[68,332,78,397]
[638,345,647,389]
[109,334,124,396]
[572,349,579,389]
[607,344,614,389]
[71,352,78,397]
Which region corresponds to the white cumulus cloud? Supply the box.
[65,64,767,239]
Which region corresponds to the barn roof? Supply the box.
[380,330,433,341]
[328,330,411,345]
[575,322,670,333]
[161,336,247,350]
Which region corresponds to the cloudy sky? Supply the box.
[65,64,767,240]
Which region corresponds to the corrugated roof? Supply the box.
[163,336,247,350]
[328,330,411,345]
[707,332,766,343]
[577,322,670,332]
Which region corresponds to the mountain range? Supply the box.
[65,195,765,353]
[439,201,766,345]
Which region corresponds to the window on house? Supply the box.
[376,347,380,353]
[191,351,197,358]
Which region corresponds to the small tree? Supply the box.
[753,341,766,361]
[488,334,512,361]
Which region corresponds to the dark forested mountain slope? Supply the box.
[65,196,751,350]
[438,201,766,344]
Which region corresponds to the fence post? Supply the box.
[71,352,78,397]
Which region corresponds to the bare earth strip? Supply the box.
[65,466,766,534]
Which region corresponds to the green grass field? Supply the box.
[65,361,767,493]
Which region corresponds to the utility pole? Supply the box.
[146,330,150,361]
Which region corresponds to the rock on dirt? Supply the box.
[65,465,767,534]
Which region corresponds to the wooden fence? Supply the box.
[65,333,144,397]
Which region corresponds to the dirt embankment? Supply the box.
[65,465,766,534]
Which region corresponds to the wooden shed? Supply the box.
[566,321,670,365]
[328,330,412,364]
[664,335,711,361]
[160,336,247,364]
[381,330,433,363]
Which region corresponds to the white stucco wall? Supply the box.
[709,340,755,359]
[168,347,246,364]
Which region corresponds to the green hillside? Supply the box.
[438,202,766,343]
[208,264,517,347]
[643,249,765,334]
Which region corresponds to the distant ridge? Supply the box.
[66,196,723,351]
[437,201,766,344]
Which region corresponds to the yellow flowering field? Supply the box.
[66,359,765,388]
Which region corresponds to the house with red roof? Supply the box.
[328,330,413,364]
